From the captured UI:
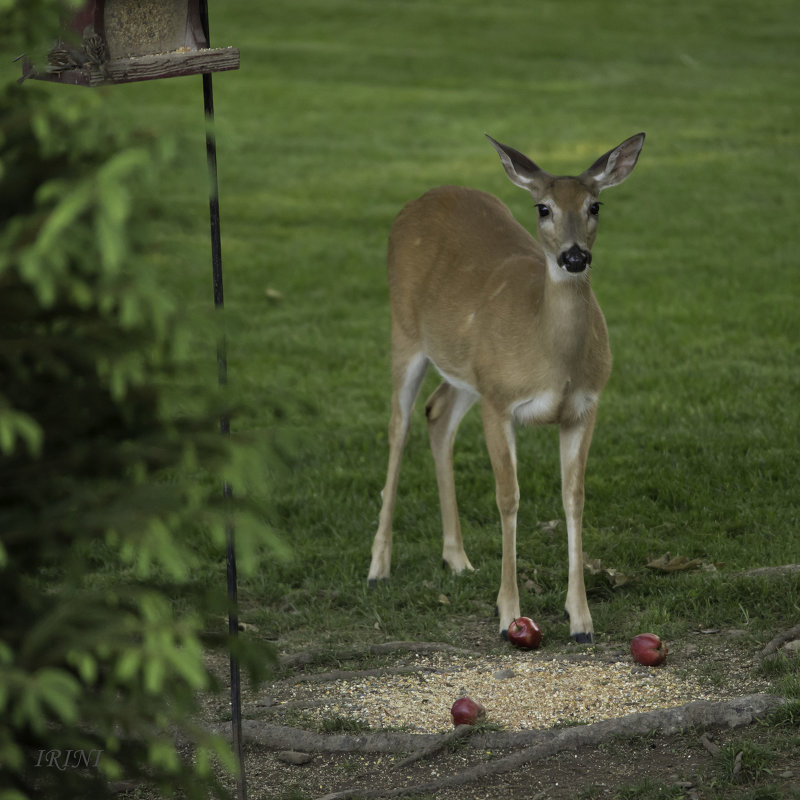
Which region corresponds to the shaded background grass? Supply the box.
[35,0,799,649]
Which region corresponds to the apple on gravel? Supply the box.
[507,617,543,650]
[450,696,486,726]
[630,632,668,666]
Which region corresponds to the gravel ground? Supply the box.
[273,647,756,734]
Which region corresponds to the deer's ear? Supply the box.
[583,133,645,191]
[486,134,551,192]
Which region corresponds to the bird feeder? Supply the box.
[21,0,239,86]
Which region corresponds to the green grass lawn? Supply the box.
[69,0,800,650]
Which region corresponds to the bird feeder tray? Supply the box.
[21,0,239,87]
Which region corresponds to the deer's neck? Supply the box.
[540,265,595,340]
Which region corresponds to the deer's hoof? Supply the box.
[564,609,594,644]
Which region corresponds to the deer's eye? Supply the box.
[589,202,602,217]
[535,204,551,219]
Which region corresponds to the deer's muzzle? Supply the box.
[558,245,592,273]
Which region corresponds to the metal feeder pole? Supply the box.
[198,3,246,799]
[19,3,245,795]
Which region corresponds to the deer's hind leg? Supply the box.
[368,349,428,584]
[425,382,478,574]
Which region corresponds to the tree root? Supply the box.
[758,624,800,659]
[740,564,800,578]
[234,721,441,753]
[227,693,784,756]
[271,665,435,686]
[209,693,785,799]
[278,640,481,669]
[304,694,785,799]
[392,723,476,769]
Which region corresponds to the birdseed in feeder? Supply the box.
[104,0,189,59]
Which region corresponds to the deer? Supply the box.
[367,132,645,643]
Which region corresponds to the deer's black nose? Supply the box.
[557,244,592,273]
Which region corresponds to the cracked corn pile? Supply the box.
[282,652,728,734]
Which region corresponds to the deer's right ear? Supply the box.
[485,134,549,191]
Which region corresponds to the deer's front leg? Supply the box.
[560,411,598,644]
[482,404,520,636]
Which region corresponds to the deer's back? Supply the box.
[388,186,544,330]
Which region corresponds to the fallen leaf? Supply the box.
[217,615,259,632]
[606,569,630,588]
[583,553,630,587]
[538,520,560,533]
[584,555,604,574]
[438,593,450,605]
[647,553,705,572]
[238,621,259,633]
[700,733,721,756]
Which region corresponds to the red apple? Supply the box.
[507,616,543,650]
[630,632,668,666]
[450,696,486,726]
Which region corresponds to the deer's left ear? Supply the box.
[486,134,552,193]
[583,133,645,191]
